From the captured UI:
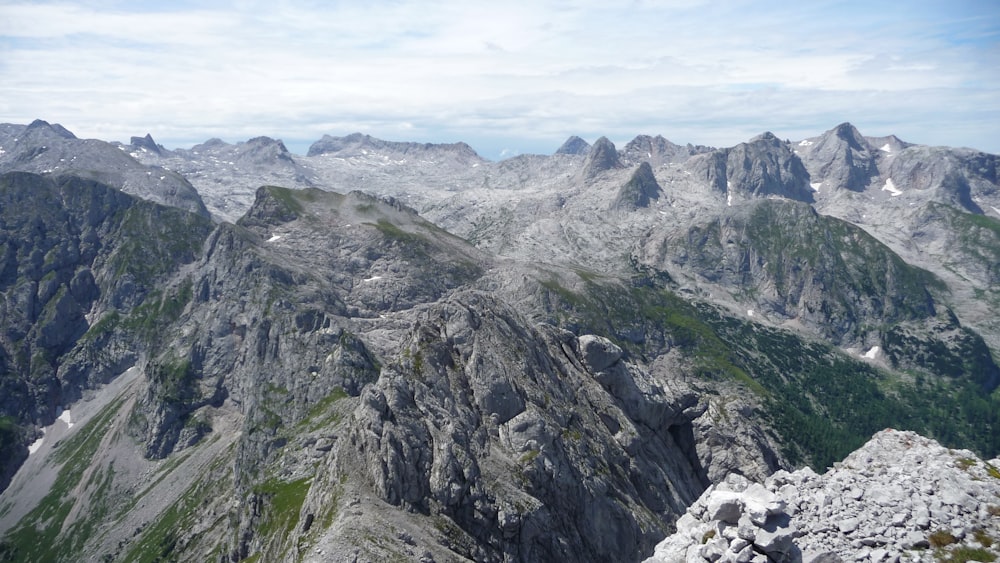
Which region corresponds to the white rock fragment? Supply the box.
[881,178,902,196]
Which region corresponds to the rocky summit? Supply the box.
[0,121,998,562]
[645,429,1000,562]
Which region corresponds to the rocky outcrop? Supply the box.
[332,293,781,562]
[645,429,1000,563]
[689,133,813,203]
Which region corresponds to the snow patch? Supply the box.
[863,346,880,359]
[810,182,822,192]
[727,181,733,206]
[881,178,902,196]
[58,409,74,429]
[28,431,45,455]
[363,276,383,282]
[879,143,892,153]
[991,207,1000,217]
[267,234,282,242]
[798,139,814,147]
[747,309,754,317]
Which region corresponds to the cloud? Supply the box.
[1,0,998,157]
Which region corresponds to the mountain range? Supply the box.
[0,119,997,562]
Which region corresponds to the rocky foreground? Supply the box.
[645,429,1000,563]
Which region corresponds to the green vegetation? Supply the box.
[519,449,541,464]
[2,398,123,562]
[0,416,19,456]
[371,219,429,246]
[108,204,213,285]
[929,529,959,547]
[300,387,349,429]
[150,356,196,406]
[974,528,995,548]
[252,477,312,539]
[540,273,1000,470]
[82,277,195,347]
[985,462,1000,480]
[124,473,220,563]
[264,185,305,216]
[944,546,996,563]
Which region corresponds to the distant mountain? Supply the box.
[0,120,998,563]
[307,132,483,164]
[0,120,209,217]
[555,135,591,155]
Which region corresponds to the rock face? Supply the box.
[646,429,1000,563]
[691,132,813,202]
[638,199,944,347]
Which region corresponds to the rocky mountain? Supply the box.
[0,121,998,563]
[646,429,1000,562]
[0,120,209,217]
[121,135,316,222]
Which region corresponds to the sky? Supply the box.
[1,0,998,159]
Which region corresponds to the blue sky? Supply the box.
[1,0,998,159]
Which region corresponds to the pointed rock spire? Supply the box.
[130,133,163,155]
[555,136,591,155]
[612,162,662,210]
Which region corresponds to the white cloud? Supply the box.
[1,0,998,158]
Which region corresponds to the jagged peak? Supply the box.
[555,135,591,155]
[129,133,162,155]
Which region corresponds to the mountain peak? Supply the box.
[555,135,591,155]
[798,122,878,191]
[829,122,869,151]
[25,119,76,140]
[582,136,621,178]
[129,133,162,155]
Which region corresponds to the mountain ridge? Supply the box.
[0,120,998,562]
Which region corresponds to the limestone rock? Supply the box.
[645,430,1000,563]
